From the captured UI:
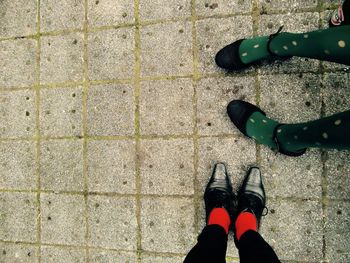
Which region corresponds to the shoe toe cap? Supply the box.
[215,40,246,70]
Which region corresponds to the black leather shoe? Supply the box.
[237,167,266,226]
[204,163,236,226]
[329,0,350,27]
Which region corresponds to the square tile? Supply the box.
[325,201,350,263]
[140,139,194,195]
[0,39,36,88]
[0,243,38,263]
[140,79,194,136]
[260,148,322,199]
[90,249,137,262]
[40,139,84,192]
[87,0,134,27]
[87,140,136,194]
[88,196,137,250]
[41,246,86,263]
[198,137,256,192]
[196,0,252,16]
[140,21,193,77]
[40,33,84,84]
[40,87,83,137]
[0,141,36,190]
[0,192,37,242]
[88,28,135,80]
[325,150,350,200]
[258,0,317,13]
[40,0,84,32]
[87,84,134,136]
[140,0,191,21]
[141,197,195,253]
[41,193,86,245]
[260,199,323,262]
[258,13,320,73]
[322,73,350,115]
[196,16,253,74]
[197,76,256,136]
[260,74,321,123]
[141,253,185,263]
[0,90,36,138]
[0,0,37,38]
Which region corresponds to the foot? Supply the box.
[204,163,236,225]
[329,0,350,27]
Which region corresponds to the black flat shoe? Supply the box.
[227,100,306,157]
[204,163,236,226]
[329,0,350,27]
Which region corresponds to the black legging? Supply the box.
[184,225,281,263]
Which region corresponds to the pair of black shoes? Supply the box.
[204,163,266,235]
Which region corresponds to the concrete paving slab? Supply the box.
[257,0,317,13]
[0,192,37,242]
[40,0,84,32]
[196,16,253,74]
[88,195,137,250]
[197,76,256,136]
[87,139,136,194]
[40,33,84,84]
[0,0,37,38]
[0,39,36,88]
[260,74,321,123]
[141,253,185,263]
[140,21,193,77]
[140,0,191,21]
[87,0,134,27]
[89,249,138,262]
[41,193,86,245]
[41,246,86,263]
[40,87,83,137]
[0,90,36,138]
[0,141,36,190]
[88,28,135,80]
[196,0,252,16]
[260,199,323,262]
[325,201,350,263]
[0,243,38,263]
[87,84,134,136]
[140,79,194,136]
[40,139,84,192]
[140,138,194,195]
[141,196,195,253]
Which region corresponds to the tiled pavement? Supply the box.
[0,0,350,262]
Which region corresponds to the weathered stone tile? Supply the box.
[41,0,84,32]
[87,84,134,136]
[90,249,138,262]
[260,199,323,262]
[0,39,36,87]
[141,197,195,253]
[0,243,38,263]
[88,196,137,250]
[197,76,256,136]
[141,253,185,263]
[41,193,86,245]
[40,87,83,137]
[140,21,193,77]
[0,0,37,38]
[41,246,86,263]
[140,79,194,136]
[88,0,134,27]
[140,139,194,195]
[87,140,136,194]
[88,28,135,80]
[140,0,191,21]
[40,33,84,84]
[196,0,252,16]
[258,0,317,13]
[41,139,84,192]
[0,141,36,190]
[0,192,37,242]
[0,90,36,138]
[196,16,253,74]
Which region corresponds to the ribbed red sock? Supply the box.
[208,208,231,234]
[235,211,257,241]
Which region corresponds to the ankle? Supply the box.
[235,211,258,241]
[208,208,231,234]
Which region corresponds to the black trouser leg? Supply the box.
[184,225,228,263]
[238,230,281,263]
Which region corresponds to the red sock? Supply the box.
[235,211,257,241]
[208,208,231,234]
